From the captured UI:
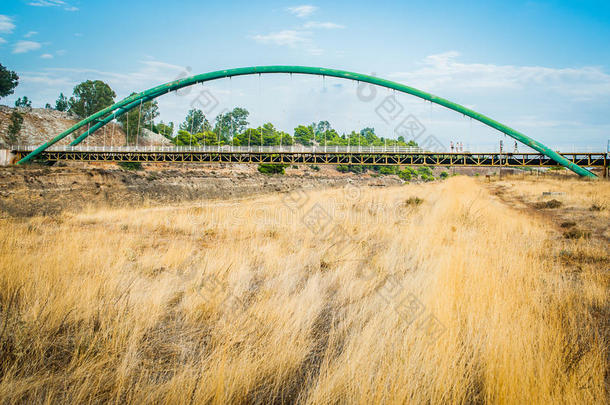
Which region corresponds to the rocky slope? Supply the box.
[0,105,171,148]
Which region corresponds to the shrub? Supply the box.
[397,167,417,181]
[7,111,23,143]
[310,165,320,171]
[379,166,395,175]
[405,196,424,206]
[336,165,365,174]
[417,166,433,177]
[440,171,449,179]
[258,164,287,175]
[533,199,562,209]
[563,229,591,239]
[118,162,143,171]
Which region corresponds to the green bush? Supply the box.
[336,165,349,173]
[118,162,143,171]
[310,165,320,171]
[440,171,449,179]
[379,166,396,175]
[398,171,411,181]
[397,167,417,181]
[417,166,433,177]
[258,164,287,175]
[336,165,365,174]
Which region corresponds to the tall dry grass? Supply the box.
[0,176,607,404]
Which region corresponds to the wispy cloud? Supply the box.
[0,15,16,34]
[39,60,186,90]
[389,51,610,99]
[287,5,318,18]
[28,1,79,11]
[24,31,38,38]
[12,40,42,54]
[303,21,345,29]
[40,53,53,59]
[251,30,310,47]
[0,37,6,45]
[250,30,323,55]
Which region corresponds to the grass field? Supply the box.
[0,176,608,404]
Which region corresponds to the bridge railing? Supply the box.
[10,144,430,154]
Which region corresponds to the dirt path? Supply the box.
[485,179,610,243]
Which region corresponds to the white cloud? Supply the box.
[251,30,310,47]
[0,37,6,45]
[41,53,53,59]
[287,5,318,18]
[28,0,65,6]
[303,21,345,29]
[28,1,79,11]
[12,40,42,54]
[24,31,38,38]
[389,51,610,99]
[41,60,186,90]
[0,15,16,34]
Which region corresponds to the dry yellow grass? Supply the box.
[0,176,607,404]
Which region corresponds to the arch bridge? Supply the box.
[16,66,606,178]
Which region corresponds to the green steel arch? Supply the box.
[17,65,596,177]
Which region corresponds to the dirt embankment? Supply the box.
[0,105,171,148]
[0,164,402,217]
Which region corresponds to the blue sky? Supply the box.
[1,0,609,150]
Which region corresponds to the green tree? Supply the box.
[294,125,314,146]
[68,80,116,119]
[117,94,159,143]
[361,127,377,144]
[234,128,260,146]
[260,123,292,146]
[0,64,19,99]
[214,107,250,142]
[179,109,210,134]
[7,111,24,144]
[157,121,174,139]
[15,97,32,108]
[316,120,331,135]
[172,130,197,146]
[55,93,68,112]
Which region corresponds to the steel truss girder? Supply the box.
[14,151,607,168]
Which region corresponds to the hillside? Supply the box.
[0,105,171,148]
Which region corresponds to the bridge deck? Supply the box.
[11,146,608,168]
